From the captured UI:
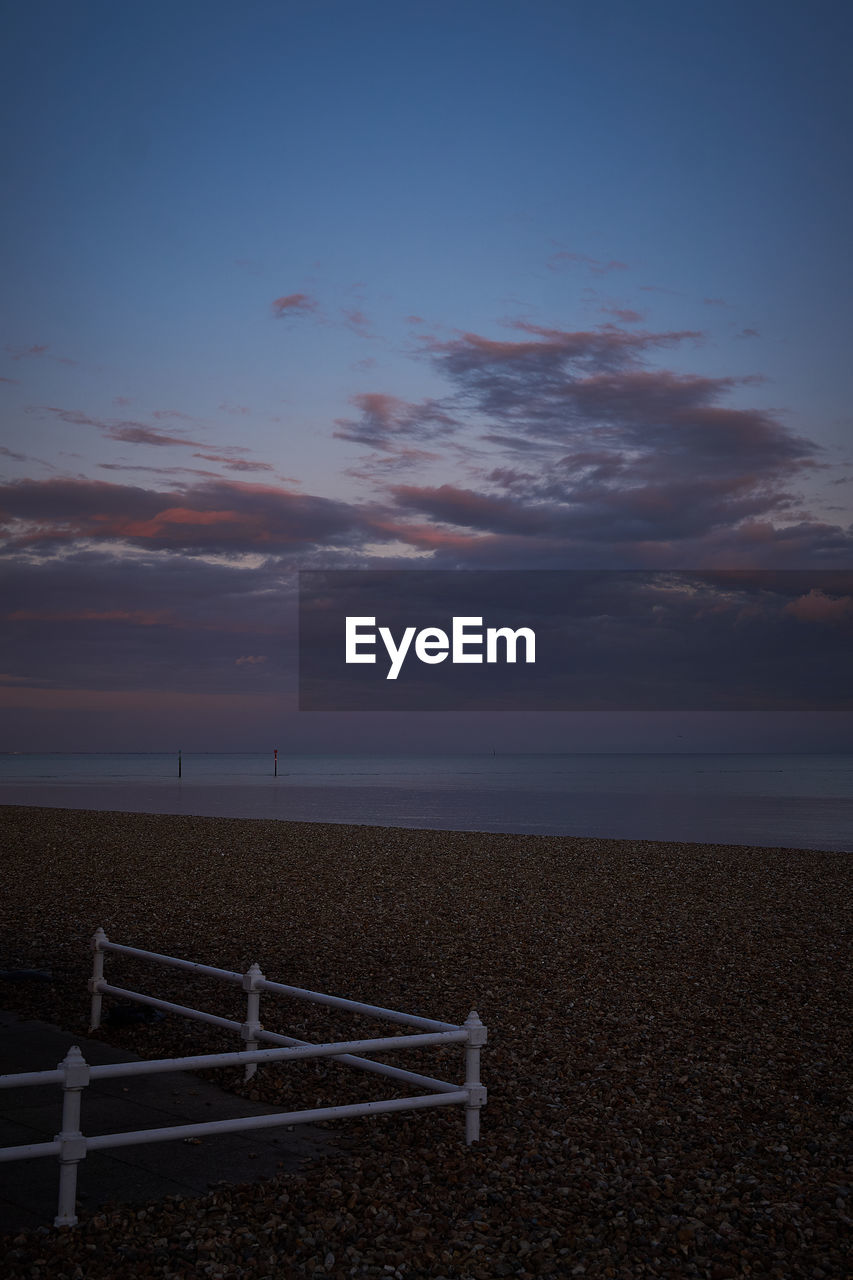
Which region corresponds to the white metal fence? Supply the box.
[0,929,487,1227]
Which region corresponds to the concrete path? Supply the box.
[0,1011,332,1233]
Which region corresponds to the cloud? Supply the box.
[737,328,760,339]
[7,608,176,626]
[344,445,442,482]
[235,654,267,665]
[0,549,300,695]
[0,475,384,556]
[602,307,645,323]
[5,343,78,366]
[36,406,275,474]
[97,462,220,478]
[321,316,853,567]
[152,408,197,422]
[271,293,318,319]
[784,588,853,623]
[38,406,205,449]
[334,393,457,451]
[424,323,704,401]
[193,453,275,473]
[341,307,373,337]
[547,252,628,275]
[299,569,853,711]
[5,344,49,359]
[106,424,204,447]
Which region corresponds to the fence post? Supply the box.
[54,1046,90,1227]
[88,928,107,1031]
[463,1010,487,1145]
[241,963,265,1082]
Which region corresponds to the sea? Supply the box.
[0,752,851,851]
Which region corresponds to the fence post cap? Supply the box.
[243,962,265,990]
[59,1045,91,1088]
[91,928,108,949]
[464,1010,487,1045]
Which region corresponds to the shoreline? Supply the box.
[1,786,850,852]
[1,804,850,1278]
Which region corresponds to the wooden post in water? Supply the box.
[178,749,182,779]
[274,748,277,777]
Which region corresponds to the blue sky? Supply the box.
[1,0,851,749]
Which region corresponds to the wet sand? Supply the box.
[0,805,850,1279]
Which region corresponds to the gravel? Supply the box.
[0,804,850,1279]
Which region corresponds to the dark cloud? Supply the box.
[97,463,220,478]
[192,453,275,473]
[346,319,848,566]
[334,393,457,451]
[39,406,205,448]
[344,446,442,482]
[37,405,275,473]
[0,476,383,555]
[106,424,204,447]
[0,549,300,694]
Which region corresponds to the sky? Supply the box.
[1,0,851,752]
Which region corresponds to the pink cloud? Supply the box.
[784,589,853,623]
[271,293,318,318]
[5,344,49,359]
[0,476,385,555]
[334,392,457,450]
[342,307,372,336]
[5,343,78,367]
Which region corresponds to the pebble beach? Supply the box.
[0,804,850,1279]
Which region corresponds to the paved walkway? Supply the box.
[0,1011,332,1232]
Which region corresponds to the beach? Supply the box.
[0,804,849,1278]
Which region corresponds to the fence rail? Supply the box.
[0,930,487,1227]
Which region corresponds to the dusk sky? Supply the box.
[1,0,851,752]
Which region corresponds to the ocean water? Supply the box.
[0,752,851,851]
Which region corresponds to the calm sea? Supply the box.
[0,753,851,851]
